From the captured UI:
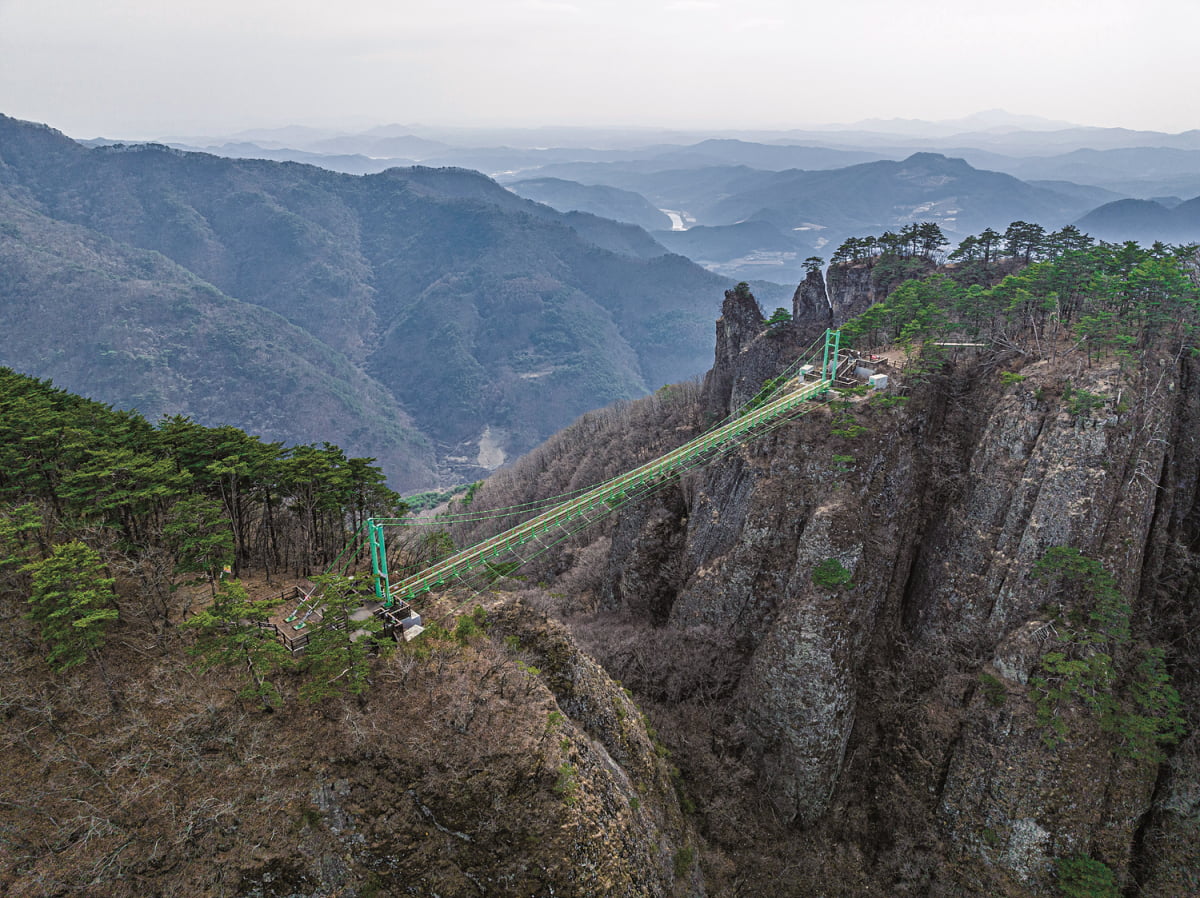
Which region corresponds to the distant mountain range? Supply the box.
[506,178,672,232]
[0,115,740,489]
[1075,196,1200,245]
[6,111,1199,491]
[125,117,1200,279]
[505,152,1200,282]
[136,116,1200,190]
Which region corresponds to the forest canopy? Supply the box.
[832,224,1200,361]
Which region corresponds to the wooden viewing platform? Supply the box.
[250,584,421,654]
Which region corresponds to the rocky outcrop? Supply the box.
[460,264,1200,894]
[584,341,1196,891]
[826,261,882,322]
[700,284,766,418]
[603,336,1198,890]
[620,390,923,827]
[792,266,832,324]
[701,283,829,420]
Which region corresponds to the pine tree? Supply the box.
[765,307,793,332]
[163,494,234,595]
[300,573,383,704]
[24,541,119,673]
[184,579,292,710]
[0,503,40,573]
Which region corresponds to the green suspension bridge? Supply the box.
[285,329,864,641]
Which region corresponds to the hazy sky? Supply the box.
[2,0,1198,139]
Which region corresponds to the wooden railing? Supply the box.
[250,587,416,654]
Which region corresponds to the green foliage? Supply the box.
[674,845,696,877]
[871,255,934,294]
[402,483,470,513]
[1030,650,1118,743]
[832,226,1200,371]
[869,392,909,409]
[1055,855,1118,898]
[0,503,40,574]
[24,541,119,672]
[978,672,1007,707]
[461,480,483,506]
[832,222,946,275]
[842,274,958,348]
[1121,647,1186,761]
[1004,221,1047,263]
[0,369,400,584]
[999,372,1027,385]
[554,762,579,804]
[1034,547,1128,643]
[300,574,382,703]
[453,605,488,644]
[183,579,292,709]
[1062,385,1106,418]
[832,454,857,473]
[830,402,868,439]
[60,447,191,547]
[1030,547,1184,760]
[764,307,793,333]
[812,558,854,590]
[162,494,234,590]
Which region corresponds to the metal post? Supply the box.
[821,328,832,385]
[368,519,390,604]
[377,523,390,605]
[820,328,841,394]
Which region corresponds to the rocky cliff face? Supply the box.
[701,280,833,421]
[825,260,881,322]
[792,266,832,324]
[466,272,1200,895]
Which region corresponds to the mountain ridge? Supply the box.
[0,114,734,489]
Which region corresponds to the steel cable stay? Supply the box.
[420,406,829,631]
[376,333,835,530]
[279,330,854,643]
[374,330,845,619]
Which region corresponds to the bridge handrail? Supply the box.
[387,374,832,604]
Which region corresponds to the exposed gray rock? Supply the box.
[793,266,832,324]
[826,261,881,322]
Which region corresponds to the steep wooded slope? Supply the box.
[506,176,673,231]
[0,114,731,487]
[0,584,694,896]
[0,190,436,487]
[0,369,695,896]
